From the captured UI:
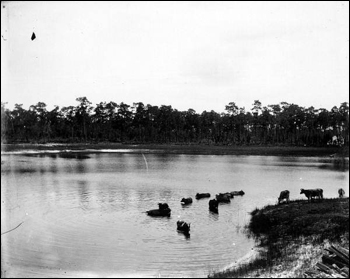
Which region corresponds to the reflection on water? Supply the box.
[1,153,349,278]
[78,180,90,210]
[276,155,349,172]
[177,231,191,240]
[23,153,91,160]
[318,158,349,172]
[181,203,192,209]
[208,210,219,221]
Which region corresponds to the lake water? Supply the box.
[1,151,349,278]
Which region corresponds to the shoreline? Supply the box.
[220,247,264,271]
[209,198,349,278]
[1,143,348,157]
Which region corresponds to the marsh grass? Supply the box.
[209,198,349,278]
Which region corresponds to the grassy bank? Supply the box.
[1,142,348,157]
[209,198,349,278]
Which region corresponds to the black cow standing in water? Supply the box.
[181,197,193,205]
[209,199,218,213]
[177,220,190,234]
[216,193,231,203]
[229,190,245,197]
[146,203,171,217]
[195,193,211,199]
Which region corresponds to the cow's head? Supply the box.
[158,203,169,210]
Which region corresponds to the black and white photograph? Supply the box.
[1,1,349,278]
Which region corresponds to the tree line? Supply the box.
[1,97,349,147]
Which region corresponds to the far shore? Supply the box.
[1,142,348,157]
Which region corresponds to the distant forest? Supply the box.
[1,98,349,147]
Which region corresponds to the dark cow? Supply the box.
[300,188,323,202]
[222,192,235,199]
[230,190,245,197]
[181,197,193,205]
[195,193,211,199]
[216,193,231,203]
[278,190,290,204]
[209,199,219,213]
[146,203,171,217]
[338,188,345,198]
[177,220,190,234]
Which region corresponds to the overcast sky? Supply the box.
[1,1,349,113]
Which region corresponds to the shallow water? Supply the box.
[1,152,348,277]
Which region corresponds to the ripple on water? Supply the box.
[4,153,345,277]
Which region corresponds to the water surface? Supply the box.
[1,152,348,277]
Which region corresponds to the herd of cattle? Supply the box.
[145,190,245,235]
[146,187,346,235]
[278,188,346,204]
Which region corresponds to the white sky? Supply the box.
[1,1,349,113]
